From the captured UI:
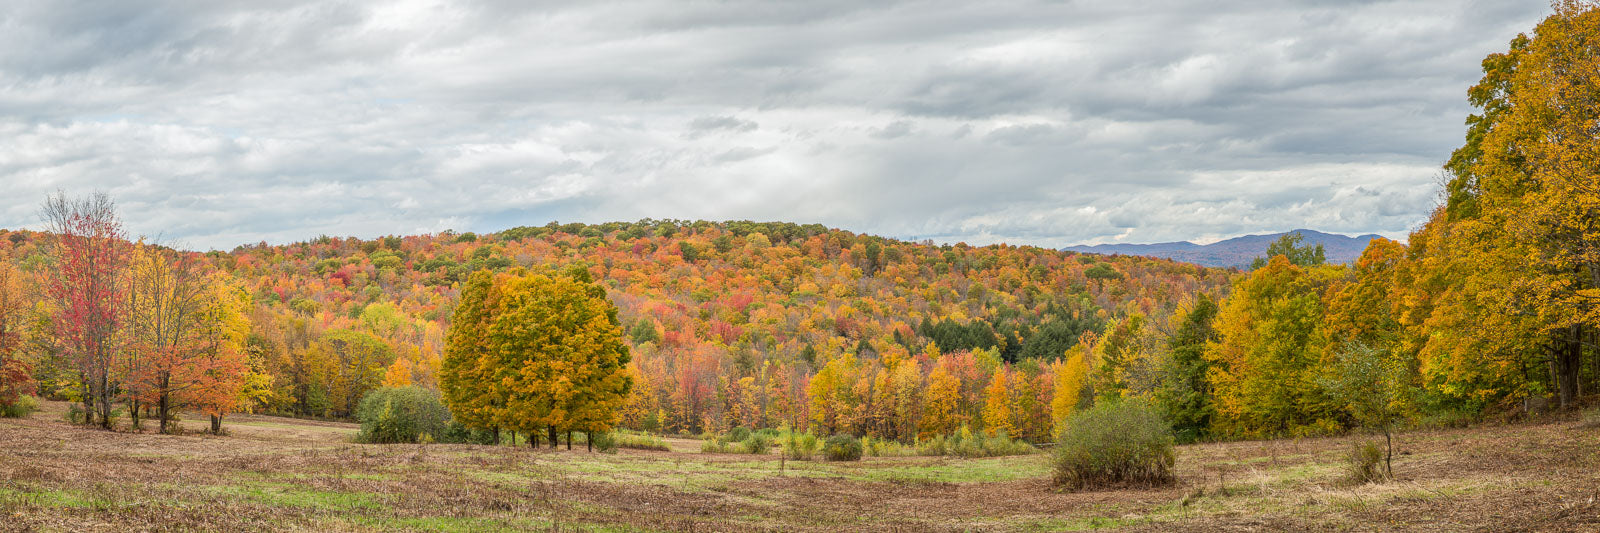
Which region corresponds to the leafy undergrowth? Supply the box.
[2,401,1599,532]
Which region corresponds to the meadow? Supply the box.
[3,401,1598,532]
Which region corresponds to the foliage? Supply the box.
[1346,440,1388,485]
[41,192,126,429]
[0,260,35,415]
[440,268,632,447]
[1155,294,1219,443]
[589,431,619,453]
[783,430,819,460]
[1321,341,1410,478]
[1050,343,1089,433]
[19,216,1220,435]
[355,386,450,444]
[914,426,1036,458]
[981,367,1014,437]
[861,435,912,457]
[700,436,731,453]
[740,433,773,455]
[610,431,671,451]
[436,420,499,445]
[822,434,863,461]
[0,394,37,418]
[1249,232,1326,270]
[1053,400,1175,491]
[1205,255,1340,438]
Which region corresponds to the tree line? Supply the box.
[3,3,1595,447]
[0,193,261,432]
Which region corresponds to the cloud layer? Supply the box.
[0,1,1549,249]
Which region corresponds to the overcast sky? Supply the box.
[0,1,1549,250]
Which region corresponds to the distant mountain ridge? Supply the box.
[1062,229,1383,268]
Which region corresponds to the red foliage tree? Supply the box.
[42,192,127,428]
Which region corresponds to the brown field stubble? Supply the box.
[2,401,1599,532]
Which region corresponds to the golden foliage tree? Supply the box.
[982,366,1014,437]
[441,268,632,448]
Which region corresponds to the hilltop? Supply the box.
[1062,229,1383,268]
[2,221,1233,436]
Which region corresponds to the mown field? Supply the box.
[2,401,1599,532]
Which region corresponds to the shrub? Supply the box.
[1053,400,1176,490]
[728,426,752,442]
[355,386,451,444]
[862,436,913,457]
[1583,407,1600,429]
[591,431,619,454]
[0,395,38,418]
[968,432,1035,458]
[915,427,1035,458]
[1347,440,1387,484]
[784,431,819,460]
[104,407,124,429]
[436,420,498,445]
[613,431,671,451]
[823,435,863,461]
[741,433,774,455]
[65,403,86,425]
[701,435,731,453]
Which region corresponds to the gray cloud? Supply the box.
[0,0,1551,250]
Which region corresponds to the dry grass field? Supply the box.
[3,401,1600,532]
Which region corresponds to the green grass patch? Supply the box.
[208,481,384,511]
[842,455,1050,484]
[0,486,125,511]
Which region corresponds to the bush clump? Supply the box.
[862,436,913,457]
[435,420,498,444]
[783,431,819,460]
[355,386,451,444]
[823,435,863,461]
[1053,400,1175,490]
[925,425,1036,458]
[701,433,732,453]
[0,395,38,418]
[742,433,773,455]
[1346,440,1387,484]
[590,431,619,453]
[613,431,671,451]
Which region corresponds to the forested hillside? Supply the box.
[4,4,1599,454]
[0,220,1231,440]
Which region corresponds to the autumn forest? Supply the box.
[3,3,1600,532]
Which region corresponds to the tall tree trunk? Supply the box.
[548,426,558,449]
[80,380,93,425]
[210,414,222,435]
[158,392,171,434]
[1383,427,1393,480]
[1557,324,1582,409]
[567,431,573,451]
[98,373,112,430]
[492,426,500,446]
